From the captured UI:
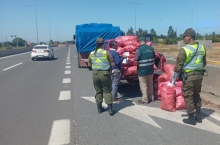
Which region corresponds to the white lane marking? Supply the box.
[66,63,71,65]
[66,66,71,69]
[67,57,70,59]
[62,78,71,83]
[59,91,71,100]
[82,97,161,129]
[48,119,70,145]
[64,70,71,74]
[66,60,70,62]
[2,63,23,71]
[82,97,220,134]
[73,56,77,57]
[0,52,30,60]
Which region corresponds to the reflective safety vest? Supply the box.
[138,58,155,67]
[182,43,206,73]
[90,48,110,70]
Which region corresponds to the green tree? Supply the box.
[49,40,54,46]
[150,28,157,37]
[167,26,176,39]
[12,38,25,47]
[136,28,148,38]
[120,30,125,36]
[126,27,135,36]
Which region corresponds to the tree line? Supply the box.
[124,26,220,44]
[0,38,75,48]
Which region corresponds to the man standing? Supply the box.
[108,40,127,102]
[135,37,155,104]
[88,38,115,116]
[168,28,206,125]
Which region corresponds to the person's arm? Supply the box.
[203,47,207,67]
[134,49,140,64]
[88,53,92,67]
[169,48,186,85]
[107,51,115,67]
[174,48,186,73]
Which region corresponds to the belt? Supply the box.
[186,71,203,76]
[96,69,110,71]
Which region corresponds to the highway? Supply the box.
[0,45,220,145]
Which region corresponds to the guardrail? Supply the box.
[0,46,33,57]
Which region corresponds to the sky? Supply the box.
[0,0,220,43]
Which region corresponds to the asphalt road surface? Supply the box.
[0,45,220,145]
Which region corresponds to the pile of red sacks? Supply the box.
[115,36,157,77]
[157,64,186,112]
[115,36,139,77]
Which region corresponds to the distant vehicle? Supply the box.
[31,44,54,61]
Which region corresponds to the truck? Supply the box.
[74,23,123,68]
[103,34,166,84]
[74,24,166,97]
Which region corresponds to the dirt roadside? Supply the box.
[154,42,220,62]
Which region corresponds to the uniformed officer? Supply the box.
[168,28,206,125]
[135,37,156,104]
[88,38,115,116]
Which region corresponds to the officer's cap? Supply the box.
[96,37,104,44]
[138,37,146,42]
[180,28,196,38]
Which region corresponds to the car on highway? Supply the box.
[31,44,54,60]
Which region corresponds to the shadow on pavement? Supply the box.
[201,108,215,119]
[112,99,135,115]
[33,58,58,61]
[118,84,142,98]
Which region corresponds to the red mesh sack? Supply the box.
[164,64,177,80]
[118,36,137,41]
[122,66,137,77]
[158,73,169,83]
[160,86,176,112]
[128,53,135,58]
[122,41,139,48]
[116,47,125,55]
[124,45,137,53]
[176,95,186,110]
[115,39,123,47]
[157,81,182,97]
[174,86,182,96]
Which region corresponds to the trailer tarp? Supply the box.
[76,23,121,53]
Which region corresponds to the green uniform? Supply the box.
[89,48,114,105]
[174,42,206,113]
[135,44,155,76]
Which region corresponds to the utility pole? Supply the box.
[191,0,194,28]
[130,2,141,35]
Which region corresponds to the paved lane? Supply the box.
[69,45,220,145]
[0,46,76,145]
[0,45,220,145]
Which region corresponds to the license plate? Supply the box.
[38,55,43,57]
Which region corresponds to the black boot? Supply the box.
[108,104,114,116]
[195,107,202,123]
[97,103,103,114]
[183,113,196,125]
